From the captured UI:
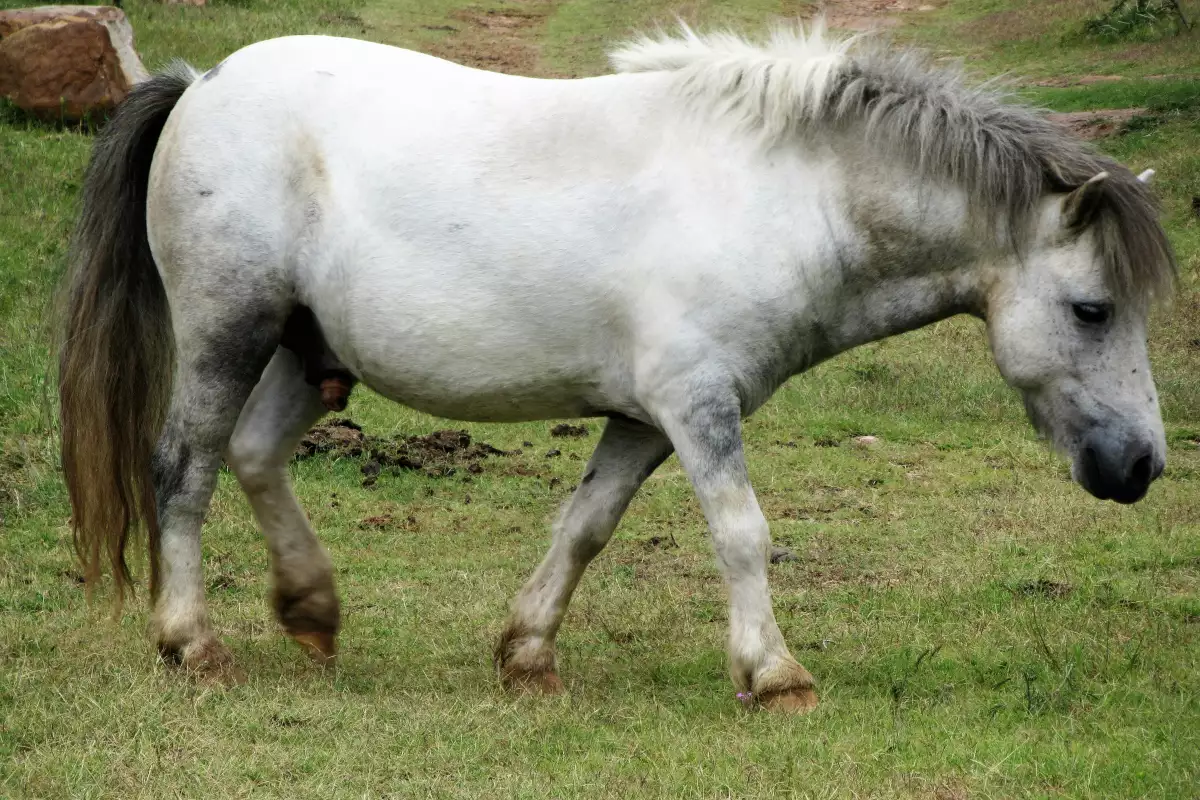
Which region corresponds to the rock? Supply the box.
[0,6,148,121]
[770,546,798,564]
[163,0,206,5]
[851,435,880,447]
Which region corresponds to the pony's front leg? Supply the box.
[496,416,673,693]
[658,391,818,713]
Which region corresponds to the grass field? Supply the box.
[2,0,1199,797]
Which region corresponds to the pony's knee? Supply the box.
[226,429,283,493]
[711,516,771,574]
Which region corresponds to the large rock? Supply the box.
[0,6,149,121]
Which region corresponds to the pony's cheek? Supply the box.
[986,309,1048,389]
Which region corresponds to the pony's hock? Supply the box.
[57,23,1175,707]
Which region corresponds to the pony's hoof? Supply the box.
[758,686,819,714]
[501,666,565,695]
[292,631,337,667]
[164,638,245,686]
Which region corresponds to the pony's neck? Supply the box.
[816,262,987,355]
[804,175,999,365]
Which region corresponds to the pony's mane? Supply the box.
[611,23,1176,305]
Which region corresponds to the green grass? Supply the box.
[2,0,1199,797]
[898,0,1200,79]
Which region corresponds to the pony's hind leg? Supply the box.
[226,347,340,664]
[496,416,673,692]
[152,309,284,682]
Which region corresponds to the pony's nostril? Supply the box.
[1130,453,1153,488]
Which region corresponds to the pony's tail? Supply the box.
[57,62,198,609]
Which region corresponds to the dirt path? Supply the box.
[359,0,561,77]
[1045,108,1149,140]
[814,0,942,31]
[425,1,559,76]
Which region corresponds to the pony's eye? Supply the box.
[1072,302,1112,325]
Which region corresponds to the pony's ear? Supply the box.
[1137,168,1155,184]
[1061,171,1108,230]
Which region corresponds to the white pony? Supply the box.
[58,23,1174,712]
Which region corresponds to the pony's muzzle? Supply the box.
[1077,431,1163,504]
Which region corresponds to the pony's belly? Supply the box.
[357,368,607,423]
[333,312,629,422]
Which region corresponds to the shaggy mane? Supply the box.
[611,23,1176,305]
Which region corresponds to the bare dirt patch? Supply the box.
[550,423,590,438]
[1046,107,1148,139]
[1032,74,1125,87]
[296,418,367,458]
[296,419,509,481]
[806,0,942,32]
[427,2,557,75]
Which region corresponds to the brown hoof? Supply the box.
[501,666,565,695]
[164,639,246,686]
[758,686,819,714]
[292,631,337,667]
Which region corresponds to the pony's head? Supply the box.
[986,169,1173,503]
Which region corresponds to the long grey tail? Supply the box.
[57,61,199,607]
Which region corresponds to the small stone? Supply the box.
[770,546,798,564]
[852,435,879,447]
[545,449,561,458]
